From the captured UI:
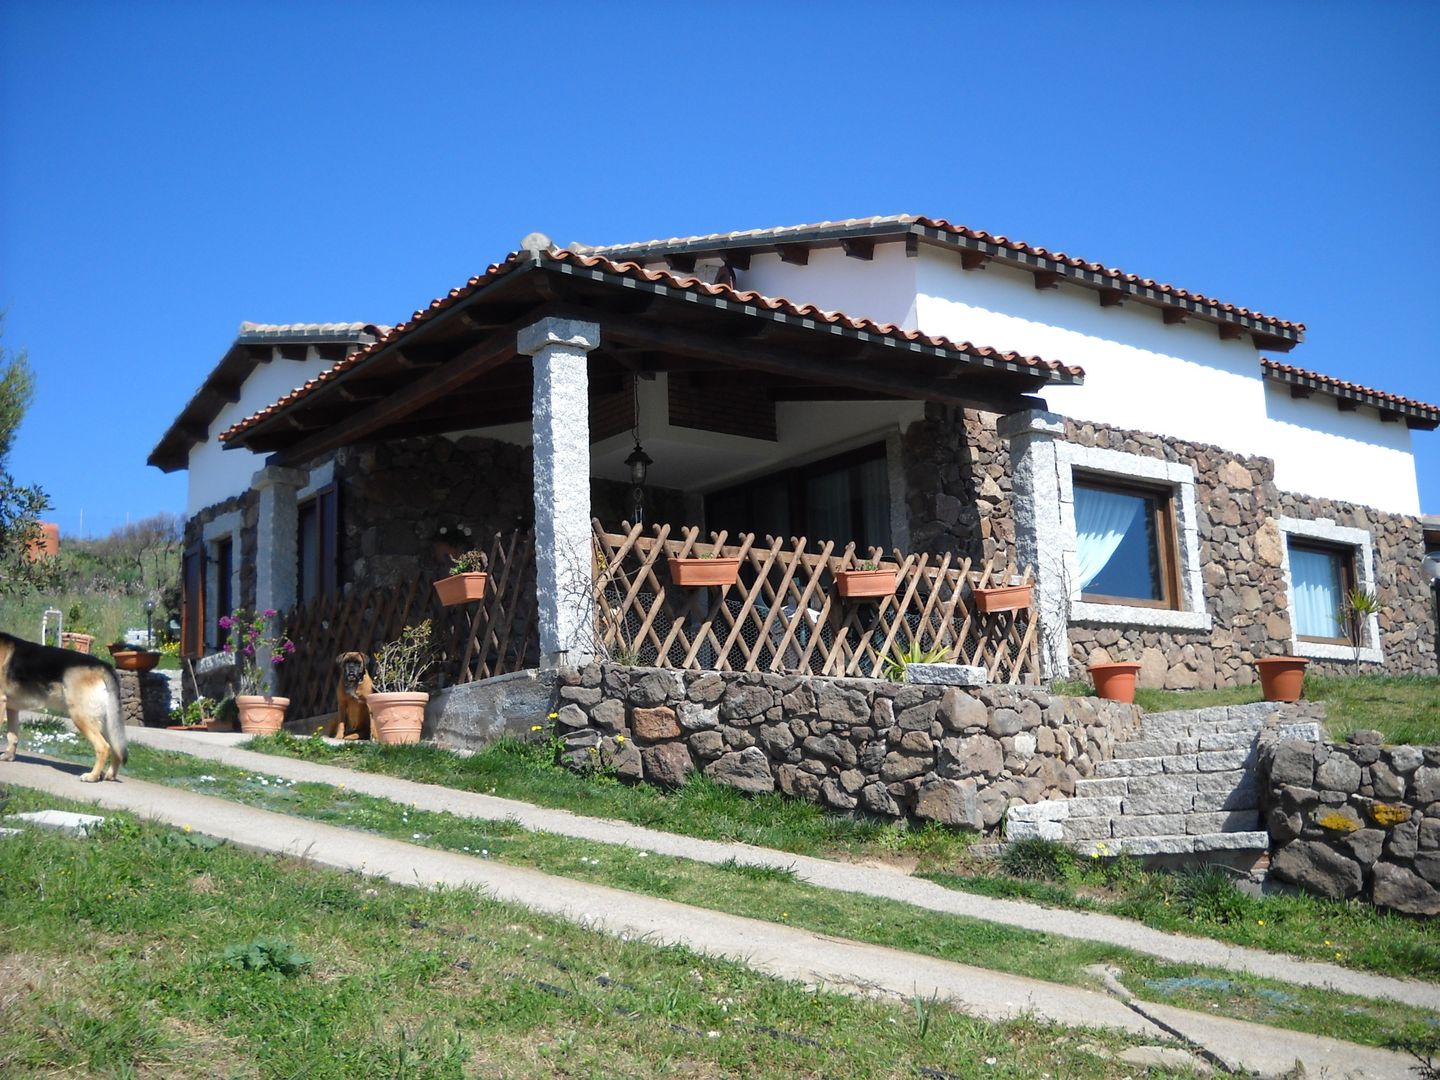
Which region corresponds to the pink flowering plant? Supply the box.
[219,608,297,695]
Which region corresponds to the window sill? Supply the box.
[1069,601,1212,631]
[1292,639,1384,664]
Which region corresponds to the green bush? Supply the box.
[999,838,1076,882]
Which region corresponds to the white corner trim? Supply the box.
[200,510,242,543]
[1055,443,1209,630]
[1276,516,1383,664]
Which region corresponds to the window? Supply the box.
[213,536,233,645]
[1279,517,1381,662]
[1073,476,1179,608]
[180,541,205,658]
[706,444,890,551]
[1288,541,1355,643]
[297,483,340,605]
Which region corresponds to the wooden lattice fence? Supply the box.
[591,522,1039,683]
[279,528,538,721]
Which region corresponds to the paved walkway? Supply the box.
[0,751,1419,1080]
[117,725,1440,1012]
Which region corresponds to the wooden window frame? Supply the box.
[297,483,341,605]
[212,535,233,648]
[1288,538,1358,646]
[1072,472,1182,611]
[180,541,206,659]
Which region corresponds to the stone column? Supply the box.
[998,409,1068,678]
[252,465,305,691]
[518,317,600,667]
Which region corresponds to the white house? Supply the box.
[151,215,1439,705]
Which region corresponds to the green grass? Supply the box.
[1060,674,1440,746]
[248,730,976,865]
[24,729,1440,1052]
[231,728,1440,983]
[0,787,1172,1079]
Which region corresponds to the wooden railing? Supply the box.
[279,528,538,721]
[591,522,1039,683]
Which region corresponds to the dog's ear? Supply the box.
[336,653,348,667]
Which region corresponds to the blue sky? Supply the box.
[2,1,1438,538]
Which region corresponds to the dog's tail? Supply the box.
[101,666,128,766]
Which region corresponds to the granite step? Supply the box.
[1074,831,1270,857]
[1111,729,1257,760]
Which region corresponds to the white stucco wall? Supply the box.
[185,356,336,515]
[913,250,1273,457]
[732,242,920,329]
[1263,384,1420,513]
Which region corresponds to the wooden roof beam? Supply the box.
[1099,289,1125,308]
[1163,308,1187,325]
[1288,385,1314,400]
[1218,323,1245,341]
[776,244,809,266]
[665,254,697,274]
[1336,397,1359,412]
[961,251,989,271]
[1032,271,1061,290]
[841,239,874,261]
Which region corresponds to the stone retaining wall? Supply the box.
[1258,731,1440,915]
[552,663,1139,831]
[117,670,172,727]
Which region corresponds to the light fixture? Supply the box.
[624,375,653,524]
[144,599,156,648]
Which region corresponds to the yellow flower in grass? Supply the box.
[548,711,559,720]
[616,735,626,744]
[530,725,543,732]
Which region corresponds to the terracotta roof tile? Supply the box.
[581,214,1303,335]
[219,249,1082,445]
[1261,360,1440,420]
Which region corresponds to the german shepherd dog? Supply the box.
[0,632,128,781]
[323,651,372,740]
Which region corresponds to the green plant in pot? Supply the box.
[368,621,436,745]
[433,549,489,606]
[221,608,296,734]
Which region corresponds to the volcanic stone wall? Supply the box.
[900,409,1436,687]
[1259,730,1440,916]
[551,662,1139,832]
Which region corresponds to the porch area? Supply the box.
[278,521,1038,724]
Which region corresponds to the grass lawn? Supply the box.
[1054,674,1440,746]
[24,727,1440,1053]
[0,786,1187,1079]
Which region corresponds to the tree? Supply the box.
[0,325,56,596]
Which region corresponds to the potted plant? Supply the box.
[835,559,897,599]
[971,580,1034,614]
[60,604,96,653]
[667,549,741,587]
[221,608,296,734]
[167,696,218,731]
[367,621,435,745]
[1088,660,1142,704]
[1255,657,1309,702]
[108,635,161,672]
[433,549,489,606]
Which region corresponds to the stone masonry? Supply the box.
[552,662,1139,831]
[1258,729,1440,916]
[904,408,1437,687]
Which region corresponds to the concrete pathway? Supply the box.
[117,726,1440,1012]
[0,751,1420,1080]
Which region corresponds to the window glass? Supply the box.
[1074,481,1164,603]
[213,537,233,645]
[297,501,320,604]
[706,444,889,551]
[1290,545,1348,640]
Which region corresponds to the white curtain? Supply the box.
[1291,548,1343,637]
[1075,487,1141,592]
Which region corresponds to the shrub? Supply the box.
[1000,838,1076,882]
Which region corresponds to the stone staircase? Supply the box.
[1007,703,1321,858]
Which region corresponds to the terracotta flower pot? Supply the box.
[236,695,289,735]
[433,572,488,606]
[111,649,161,672]
[59,632,95,654]
[1255,656,1309,703]
[972,584,1033,614]
[835,568,897,599]
[369,691,429,745]
[1089,661,1142,704]
[667,556,741,587]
